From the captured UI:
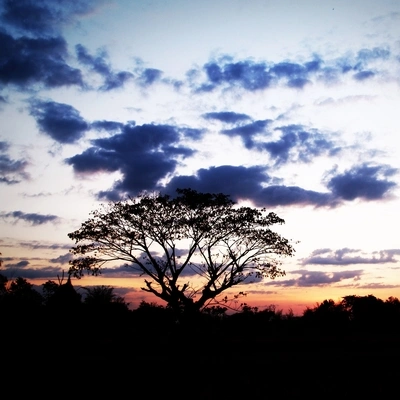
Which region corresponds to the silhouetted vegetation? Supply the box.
[1,272,400,335]
[1,272,400,397]
[68,189,295,320]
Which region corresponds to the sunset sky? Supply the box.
[1,0,400,314]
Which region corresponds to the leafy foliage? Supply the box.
[68,189,295,315]
[83,285,129,310]
[0,276,43,309]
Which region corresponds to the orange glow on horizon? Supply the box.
[30,275,400,316]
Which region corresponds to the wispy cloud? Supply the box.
[301,248,400,266]
[0,141,29,184]
[202,111,252,124]
[188,48,394,93]
[265,270,362,287]
[1,211,60,225]
[0,238,70,250]
[1,264,64,280]
[76,44,133,91]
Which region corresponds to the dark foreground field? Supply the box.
[3,311,400,399]
[79,336,400,398]
[2,277,399,397]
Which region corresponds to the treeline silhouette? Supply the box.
[2,274,399,334]
[2,274,400,397]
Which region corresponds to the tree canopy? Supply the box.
[68,188,295,316]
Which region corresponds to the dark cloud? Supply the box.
[65,130,395,207]
[356,47,390,65]
[322,46,389,83]
[101,71,133,91]
[0,265,64,280]
[194,48,392,92]
[165,164,335,207]
[199,59,273,91]
[221,123,340,164]
[202,111,251,124]
[1,210,60,225]
[263,130,298,163]
[301,248,400,265]
[91,120,124,132]
[196,57,323,92]
[270,61,317,88]
[75,45,110,75]
[65,147,122,174]
[265,270,362,287]
[271,62,306,77]
[0,141,8,151]
[5,260,30,269]
[353,70,375,81]
[272,59,321,75]
[137,68,163,86]
[327,163,397,201]
[221,120,272,149]
[99,264,143,277]
[178,127,206,140]
[0,31,83,89]
[264,125,340,165]
[165,164,345,207]
[165,165,269,201]
[287,77,311,88]
[75,44,133,91]
[255,185,333,207]
[0,0,101,37]
[49,252,73,265]
[0,141,29,184]
[5,240,71,250]
[66,122,195,200]
[30,99,89,144]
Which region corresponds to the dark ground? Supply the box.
[3,316,400,399]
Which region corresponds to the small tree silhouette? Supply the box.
[83,285,129,311]
[6,277,43,309]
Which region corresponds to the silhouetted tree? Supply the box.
[6,277,43,309]
[384,296,400,330]
[68,188,295,319]
[385,296,400,315]
[43,272,81,309]
[42,279,60,304]
[79,285,130,339]
[341,294,386,332]
[132,301,176,334]
[302,299,350,334]
[83,285,129,311]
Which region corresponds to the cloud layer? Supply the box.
[1,0,399,298]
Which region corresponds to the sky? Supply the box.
[1,0,400,314]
